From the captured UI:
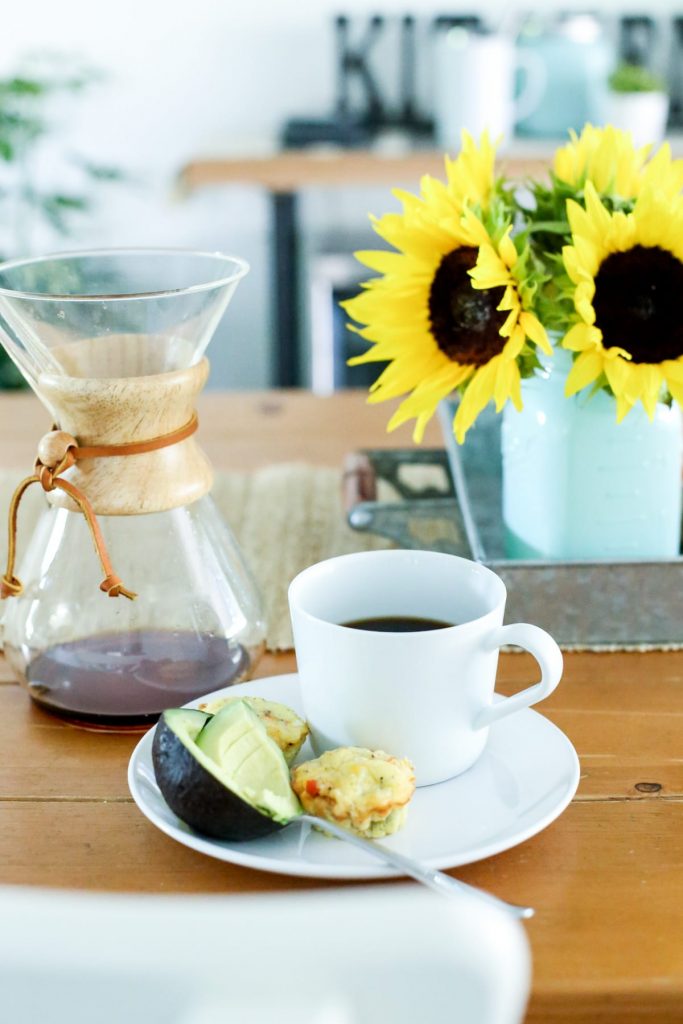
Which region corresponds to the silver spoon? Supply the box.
[298,814,533,919]
[137,766,533,920]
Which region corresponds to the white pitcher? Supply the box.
[433,28,546,150]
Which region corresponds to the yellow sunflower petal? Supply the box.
[412,411,433,444]
[347,342,404,366]
[496,284,517,312]
[553,124,647,198]
[562,246,585,286]
[453,359,499,442]
[573,236,600,277]
[632,191,669,249]
[353,249,431,275]
[608,209,637,252]
[603,352,631,395]
[519,312,551,354]
[469,244,510,290]
[343,287,427,326]
[371,212,454,261]
[504,324,526,359]
[493,357,515,411]
[638,365,665,419]
[666,378,683,409]
[584,182,619,238]
[574,280,596,324]
[617,361,647,404]
[562,322,601,352]
[642,143,683,198]
[615,391,635,423]
[367,351,445,401]
[499,305,519,338]
[459,207,492,247]
[444,130,496,208]
[387,364,473,440]
[407,362,473,399]
[566,199,597,247]
[663,358,683,384]
[498,228,518,270]
[565,349,605,396]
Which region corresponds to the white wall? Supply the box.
[0,0,680,387]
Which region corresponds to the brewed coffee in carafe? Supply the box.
[0,250,266,728]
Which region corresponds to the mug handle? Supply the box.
[475,623,563,729]
[513,50,547,125]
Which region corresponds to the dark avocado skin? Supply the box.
[152,717,284,842]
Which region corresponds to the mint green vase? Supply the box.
[502,352,683,560]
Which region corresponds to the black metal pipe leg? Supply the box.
[272,191,300,386]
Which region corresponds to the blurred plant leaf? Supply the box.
[75,158,128,182]
[0,56,124,388]
[0,77,46,97]
[40,193,90,233]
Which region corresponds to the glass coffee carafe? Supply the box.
[0,249,266,728]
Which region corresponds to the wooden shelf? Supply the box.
[176,145,554,386]
[179,148,551,194]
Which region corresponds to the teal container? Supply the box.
[502,353,683,561]
[514,14,612,138]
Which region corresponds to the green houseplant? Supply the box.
[0,58,123,387]
[605,63,669,147]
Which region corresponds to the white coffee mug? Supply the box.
[289,550,562,786]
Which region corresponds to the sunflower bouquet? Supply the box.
[343,125,683,444]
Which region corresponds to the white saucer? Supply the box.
[128,673,580,880]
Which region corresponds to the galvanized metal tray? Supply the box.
[345,408,683,647]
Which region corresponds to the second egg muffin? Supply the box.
[291,747,415,838]
[198,696,308,765]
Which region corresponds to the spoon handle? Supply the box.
[300,815,534,920]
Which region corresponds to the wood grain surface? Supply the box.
[0,391,681,1024]
[179,149,551,195]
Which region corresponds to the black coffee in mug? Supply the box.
[342,615,455,632]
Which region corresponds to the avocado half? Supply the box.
[152,702,302,841]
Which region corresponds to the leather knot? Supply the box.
[35,432,77,493]
[99,574,137,600]
[2,415,197,603]
[38,465,55,492]
[1,574,23,599]
[36,430,78,472]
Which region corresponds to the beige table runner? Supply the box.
[1,465,674,654]
[213,465,389,649]
[0,464,388,653]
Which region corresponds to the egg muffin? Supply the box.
[291,747,415,838]
[198,696,309,766]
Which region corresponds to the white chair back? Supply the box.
[0,884,530,1024]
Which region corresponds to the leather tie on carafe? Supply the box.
[1,414,199,602]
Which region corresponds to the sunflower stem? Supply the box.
[525,221,570,235]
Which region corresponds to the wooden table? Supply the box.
[1,391,682,1024]
[179,149,551,387]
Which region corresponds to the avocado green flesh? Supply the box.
[174,701,301,825]
[163,708,211,743]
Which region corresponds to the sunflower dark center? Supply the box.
[428,247,507,366]
[593,245,683,363]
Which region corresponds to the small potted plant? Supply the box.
[605,63,669,147]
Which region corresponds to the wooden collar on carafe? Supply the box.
[0,414,199,602]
